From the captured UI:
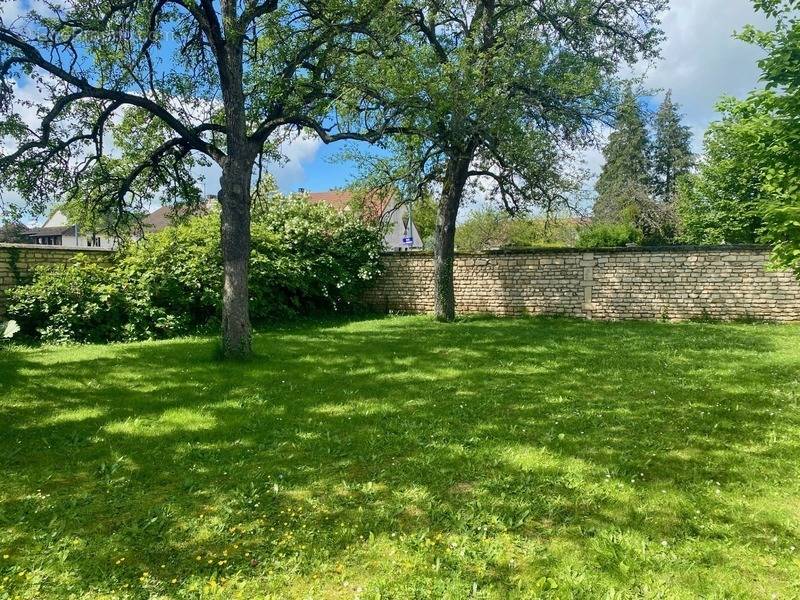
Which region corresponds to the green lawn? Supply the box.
[1,316,800,599]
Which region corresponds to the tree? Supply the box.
[454,209,509,252]
[593,87,652,223]
[652,90,693,202]
[739,0,800,274]
[675,0,799,266]
[0,0,385,357]
[676,98,770,244]
[351,0,666,321]
[0,220,28,243]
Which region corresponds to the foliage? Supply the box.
[652,91,694,202]
[576,221,644,248]
[594,88,653,223]
[2,316,800,597]
[675,0,799,271]
[675,98,771,245]
[7,259,132,344]
[739,0,800,274]
[455,209,580,252]
[0,221,29,243]
[8,199,383,343]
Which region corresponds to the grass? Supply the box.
[1,315,800,599]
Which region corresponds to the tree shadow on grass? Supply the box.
[1,316,799,597]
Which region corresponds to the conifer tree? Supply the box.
[593,88,651,223]
[653,91,693,202]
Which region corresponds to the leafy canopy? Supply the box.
[0,0,387,229]
[676,97,771,245]
[676,0,799,268]
[348,0,666,214]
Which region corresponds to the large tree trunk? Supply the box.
[219,151,253,358]
[217,18,254,359]
[433,154,471,321]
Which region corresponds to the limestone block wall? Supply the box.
[364,246,800,322]
[0,243,113,317]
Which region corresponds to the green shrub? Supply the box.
[575,222,643,248]
[9,198,383,343]
[8,259,129,343]
[455,208,580,252]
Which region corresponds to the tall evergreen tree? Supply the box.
[652,91,693,202]
[593,88,651,223]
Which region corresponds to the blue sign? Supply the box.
[402,236,414,246]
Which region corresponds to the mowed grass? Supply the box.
[1,316,800,599]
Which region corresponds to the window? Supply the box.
[87,236,101,247]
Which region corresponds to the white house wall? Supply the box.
[383,204,423,251]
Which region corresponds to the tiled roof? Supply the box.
[306,191,354,211]
[305,189,393,221]
[142,206,174,232]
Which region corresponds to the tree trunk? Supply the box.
[217,21,253,359]
[433,154,471,321]
[219,150,253,359]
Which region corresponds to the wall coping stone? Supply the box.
[382,244,772,258]
[0,243,114,252]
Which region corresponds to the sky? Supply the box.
[1,0,772,221]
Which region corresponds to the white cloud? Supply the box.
[1,0,55,25]
[643,0,769,137]
[267,131,323,192]
[0,0,29,23]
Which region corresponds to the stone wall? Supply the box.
[0,243,113,317]
[363,246,800,322]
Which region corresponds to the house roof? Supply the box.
[305,189,394,221]
[142,206,175,233]
[306,191,354,211]
[24,225,75,237]
[143,200,213,233]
